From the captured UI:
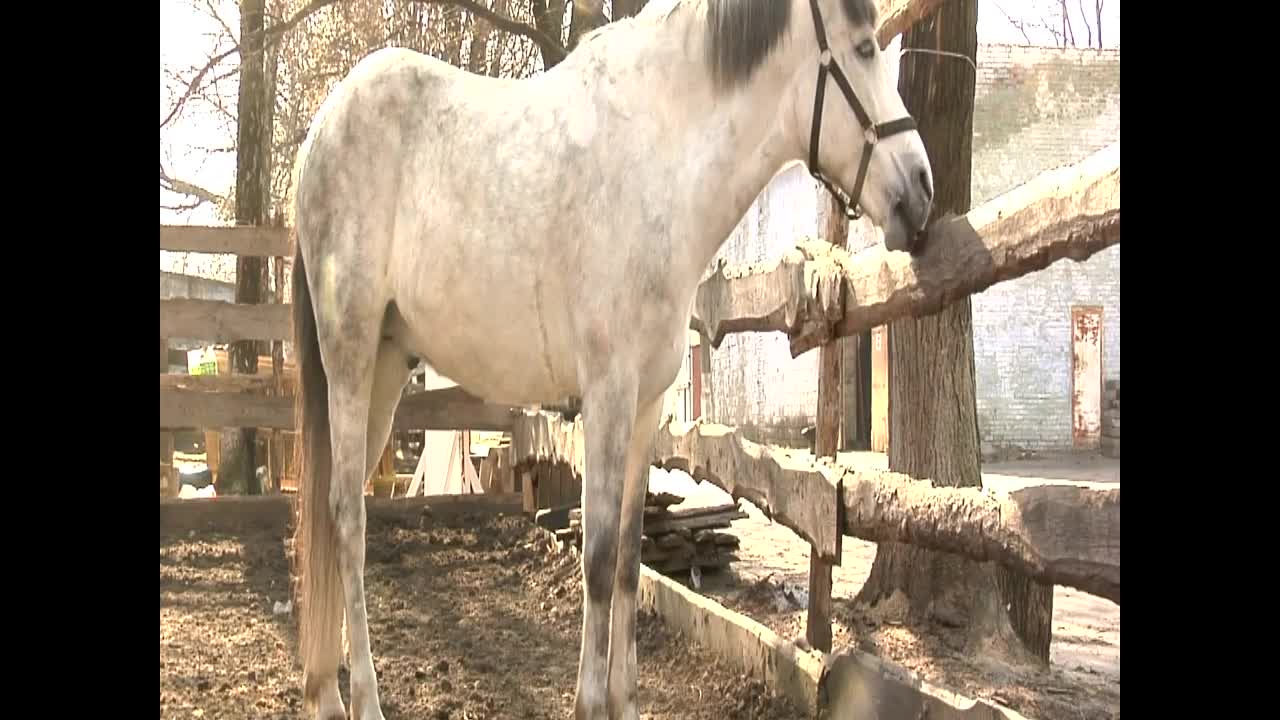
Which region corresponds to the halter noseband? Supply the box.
[806,0,918,220]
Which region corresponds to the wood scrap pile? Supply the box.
[539,491,746,576]
[1101,379,1120,458]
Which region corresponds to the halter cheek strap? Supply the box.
[806,0,918,220]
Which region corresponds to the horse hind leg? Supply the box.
[320,330,395,720]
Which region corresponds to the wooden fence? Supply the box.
[498,144,1122,629]
[159,225,520,496]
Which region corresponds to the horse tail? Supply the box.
[291,242,343,691]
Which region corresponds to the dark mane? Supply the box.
[705,0,880,89]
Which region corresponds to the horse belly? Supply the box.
[396,290,574,406]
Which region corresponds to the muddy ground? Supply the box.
[159,510,806,720]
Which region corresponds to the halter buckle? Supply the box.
[819,48,832,67]
[863,126,878,146]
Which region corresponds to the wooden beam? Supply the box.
[841,469,1120,603]
[160,373,285,394]
[689,143,1120,356]
[161,387,294,429]
[161,385,519,432]
[392,386,518,432]
[160,298,292,343]
[160,224,292,256]
[159,492,524,536]
[651,421,843,563]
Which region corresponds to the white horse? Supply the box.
[291,0,933,717]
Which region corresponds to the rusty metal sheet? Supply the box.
[871,325,890,453]
[1071,306,1104,447]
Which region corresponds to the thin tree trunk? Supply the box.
[853,0,1052,665]
[468,0,493,74]
[221,0,269,496]
[530,0,566,69]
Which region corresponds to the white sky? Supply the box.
[159,0,1120,227]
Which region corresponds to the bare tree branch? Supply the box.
[993,3,1033,45]
[1077,0,1092,47]
[160,162,227,208]
[1095,0,1104,47]
[409,0,566,65]
[161,0,341,131]
[162,200,207,212]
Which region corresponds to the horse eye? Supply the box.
[856,39,875,60]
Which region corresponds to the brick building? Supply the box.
[700,43,1120,454]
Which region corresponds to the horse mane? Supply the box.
[704,0,879,90]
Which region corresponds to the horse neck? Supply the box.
[572,0,816,281]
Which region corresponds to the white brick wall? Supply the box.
[971,245,1120,451]
[706,164,824,445]
[968,44,1120,451]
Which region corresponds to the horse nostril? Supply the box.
[917,168,933,201]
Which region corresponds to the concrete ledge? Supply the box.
[820,648,1030,720]
[636,565,825,715]
[637,566,1033,719]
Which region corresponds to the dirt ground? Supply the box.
[159,509,806,720]
[648,452,1120,720]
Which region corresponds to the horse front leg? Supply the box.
[606,394,665,720]
[574,373,638,720]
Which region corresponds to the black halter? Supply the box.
[806,0,918,220]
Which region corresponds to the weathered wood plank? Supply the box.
[650,422,1120,602]
[509,410,586,475]
[652,421,842,562]
[807,195,846,654]
[841,469,1120,603]
[161,386,519,432]
[160,387,293,429]
[160,224,292,256]
[160,298,292,343]
[392,386,518,432]
[160,373,289,394]
[689,143,1120,356]
[159,492,524,536]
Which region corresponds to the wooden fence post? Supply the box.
[160,337,176,497]
[806,195,849,653]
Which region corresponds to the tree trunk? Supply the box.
[530,0,567,69]
[221,0,270,496]
[612,0,648,20]
[853,0,1052,665]
[467,2,492,74]
[568,0,606,49]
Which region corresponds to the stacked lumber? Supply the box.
[546,491,746,576]
[1101,379,1120,458]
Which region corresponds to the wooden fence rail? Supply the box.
[656,421,1120,603]
[690,143,1120,356]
